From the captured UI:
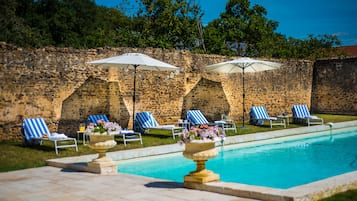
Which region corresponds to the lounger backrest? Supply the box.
[22,118,50,141]
[87,114,109,125]
[292,105,311,118]
[135,112,159,129]
[251,106,269,119]
[186,110,209,125]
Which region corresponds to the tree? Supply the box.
[32,0,99,47]
[0,0,48,47]
[87,5,132,47]
[134,0,203,50]
[203,0,279,57]
[287,34,341,59]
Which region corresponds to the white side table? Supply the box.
[77,131,87,145]
[178,120,190,130]
[277,115,290,126]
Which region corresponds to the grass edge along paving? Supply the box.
[1,114,357,172]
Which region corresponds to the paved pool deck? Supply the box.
[1,121,357,201]
[0,166,254,201]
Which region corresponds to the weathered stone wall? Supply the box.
[311,57,357,114]
[0,42,320,141]
[191,55,314,123]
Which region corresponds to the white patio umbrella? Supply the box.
[87,53,180,129]
[205,57,282,127]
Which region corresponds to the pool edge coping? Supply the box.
[188,170,357,201]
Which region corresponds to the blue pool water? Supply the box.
[118,128,357,189]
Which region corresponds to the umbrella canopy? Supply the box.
[87,53,180,129]
[87,53,178,71]
[205,57,281,73]
[205,57,282,127]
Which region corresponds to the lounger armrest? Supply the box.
[48,133,68,140]
[157,125,175,128]
[121,130,136,135]
[308,115,321,119]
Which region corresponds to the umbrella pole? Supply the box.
[242,68,245,128]
[132,65,138,130]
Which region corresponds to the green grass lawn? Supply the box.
[320,190,357,201]
[0,114,356,200]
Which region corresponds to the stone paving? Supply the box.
[0,166,256,201]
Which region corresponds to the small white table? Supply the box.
[277,115,290,126]
[77,131,87,145]
[178,120,190,130]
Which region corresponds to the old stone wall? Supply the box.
[311,57,357,114]
[0,42,326,141]
[183,57,314,122]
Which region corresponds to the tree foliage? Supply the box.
[203,0,279,56]
[202,0,341,58]
[131,0,203,49]
[0,0,342,59]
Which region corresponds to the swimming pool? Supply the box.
[118,127,357,189]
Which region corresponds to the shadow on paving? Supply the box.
[145,181,184,189]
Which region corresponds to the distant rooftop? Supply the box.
[338,45,357,56]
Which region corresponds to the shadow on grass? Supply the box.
[142,131,176,139]
[15,143,54,152]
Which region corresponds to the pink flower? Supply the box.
[178,125,225,145]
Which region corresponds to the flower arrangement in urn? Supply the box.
[85,119,120,175]
[179,124,225,145]
[86,119,121,135]
[180,124,224,185]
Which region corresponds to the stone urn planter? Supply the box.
[87,134,117,175]
[183,141,219,187]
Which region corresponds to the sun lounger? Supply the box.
[186,110,236,132]
[250,106,286,128]
[292,104,323,126]
[134,112,183,139]
[22,118,78,154]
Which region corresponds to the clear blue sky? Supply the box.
[95,0,357,46]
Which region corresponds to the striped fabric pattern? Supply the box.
[186,110,209,125]
[292,105,311,118]
[135,112,159,130]
[87,114,109,125]
[251,106,270,120]
[22,118,50,141]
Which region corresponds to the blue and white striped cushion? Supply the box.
[251,106,270,119]
[22,118,50,141]
[135,112,159,129]
[186,110,209,125]
[292,105,311,118]
[87,114,109,125]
